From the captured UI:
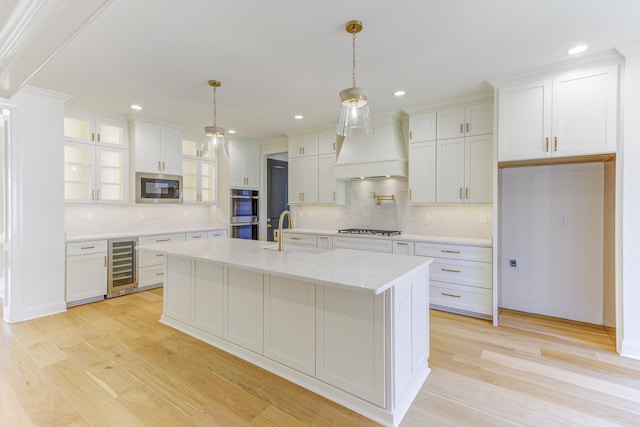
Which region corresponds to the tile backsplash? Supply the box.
[292,178,493,238]
[65,205,227,238]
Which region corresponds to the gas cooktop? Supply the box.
[338,228,402,236]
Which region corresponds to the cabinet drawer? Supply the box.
[333,236,393,253]
[430,258,492,289]
[139,250,166,268]
[138,233,186,245]
[139,265,165,287]
[186,232,208,241]
[208,230,227,238]
[67,240,108,256]
[415,242,491,262]
[430,281,492,315]
[283,233,317,247]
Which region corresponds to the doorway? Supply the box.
[266,155,288,241]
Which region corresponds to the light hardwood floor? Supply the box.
[1,290,640,426]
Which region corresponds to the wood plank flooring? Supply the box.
[1,290,640,426]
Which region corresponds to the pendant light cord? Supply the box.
[213,86,217,127]
[352,29,357,88]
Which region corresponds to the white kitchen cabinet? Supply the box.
[132,121,182,175]
[64,110,127,148]
[318,131,338,154]
[282,232,317,247]
[415,241,492,318]
[316,235,333,250]
[288,156,318,204]
[65,240,107,306]
[224,267,264,353]
[64,142,128,204]
[332,236,393,253]
[193,260,224,336]
[437,103,493,140]
[436,134,493,203]
[408,141,436,203]
[183,158,217,204]
[164,255,192,324]
[316,285,385,406]
[288,133,319,158]
[138,233,186,289]
[497,64,618,162]
[318,153,346,204]
[393,241,415,256]
[229,140,260,189]
[409,112,436,143]
[264,275,316,376]
[182,134,216,160]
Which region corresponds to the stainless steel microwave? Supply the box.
[135,172,182,203]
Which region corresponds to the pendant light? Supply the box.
[336,20,373,136]
[204,80,229,157]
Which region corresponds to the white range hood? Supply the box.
[334,112,408,179]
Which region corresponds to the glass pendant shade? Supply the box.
[337,86,373,136]
[205,125,229,157]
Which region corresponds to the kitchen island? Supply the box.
[138,237,432,427]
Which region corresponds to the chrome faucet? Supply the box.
[277,210,294,251]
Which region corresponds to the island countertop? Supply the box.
[138,237,432,295]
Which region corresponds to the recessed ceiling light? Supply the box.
[393,91,406,97]
[294,115,304,120]
[567,44,588,55]
[130,104,142,110]
[228,129,237,134]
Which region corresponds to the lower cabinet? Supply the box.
[415,242,492,317]
[193,260,224,336]
[65,240,108,306]
[224,268,264,354]
[316,285,386,407]
[138,233,186,289]
[264,275,316,376]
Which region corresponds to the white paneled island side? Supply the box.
[137,238,432,427]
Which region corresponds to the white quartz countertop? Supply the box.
[66,227,228,242]
[283,228,493,247]
[138,237,432,295]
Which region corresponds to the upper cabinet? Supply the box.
[408,102,493,205]
[182,135,217,204]
[131,121,183,175]
[497,64,618,162]
[64,109,129,204]
[229,140,260,189]
[437,103,493,140]
[288,130,345,205]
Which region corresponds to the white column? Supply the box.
[4,86,69,322]
[618,42,640,359]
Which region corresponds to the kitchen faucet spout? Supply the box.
[277,210,293,251]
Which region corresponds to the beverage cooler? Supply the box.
[230,189,259,240]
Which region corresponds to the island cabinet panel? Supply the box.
[316,286,386,407]
[264,276,316,376]
[164,256,193,324]
[392,270,429,407]
[193,261,224,336]
[224,268,264,354]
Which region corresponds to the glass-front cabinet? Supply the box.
[63,108,129,204]
[182,136,217,204]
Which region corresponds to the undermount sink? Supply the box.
[261,244,325,254]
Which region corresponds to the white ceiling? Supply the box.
[10,0,640,141]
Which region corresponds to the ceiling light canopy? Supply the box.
[568,44,588,55]
[204,79,229,157]
[337,20,373,137]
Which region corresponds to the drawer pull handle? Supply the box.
[156,253,164,257]
[441,268,461,273]
[396,242,408,246]
[290,237,301,240]
[80,245,96,250]
[156,272,164,276]
[156,238,171,242]
[442,292,461,298]
[192,236,202,239]
[440,249,461,254]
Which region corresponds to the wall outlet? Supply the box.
[87,213,94,222]
[138,212,144,220]
[507,258,518,269]
[480,214,487,224]
[308,211,313,218]
[183,211,189,218]
[559,215,569,226]
[425,214,431,223]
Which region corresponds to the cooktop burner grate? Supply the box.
[338,228,402,236]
